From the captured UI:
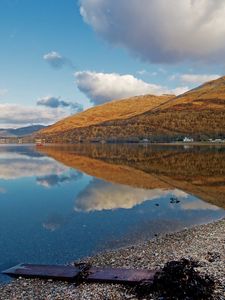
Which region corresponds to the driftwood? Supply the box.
[2,259,216,299]
[2,263,156,285]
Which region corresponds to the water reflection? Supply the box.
[0,144,224,283]
[39,144,225,209]
[42,213,67,232]
[181,200,220,211]
[37,172,82,188]
[0,147,67,180]
[75,179,188,212]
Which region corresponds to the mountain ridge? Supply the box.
[40,94,174,135]
[37,76,225,142]
[0,125,47,137]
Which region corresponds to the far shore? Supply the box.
[1,218,224,299]
[155,141,225,146]
[1,141,225,147]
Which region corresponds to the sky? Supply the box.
[0,0,225,128]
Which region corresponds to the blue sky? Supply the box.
[0,0,224,127]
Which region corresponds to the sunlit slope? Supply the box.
[156,75,225,111]
[40,94,174,134]
[38,76,225,141]
[100,76,225,137]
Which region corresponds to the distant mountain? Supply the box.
[0,125,47,137]
[37,76,225,142]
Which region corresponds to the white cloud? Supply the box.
[179,74,220,85]
[0,103,69,128]
[43,51,75,69]
[44,51,62,61]
[171,86,190,96]
[37,96,69,108]
[74,180,188,212]
[75,71,188,104]
[43,51,64,68]
[137,70,147,76]
[80,0,225,63]
[37,96,83,112]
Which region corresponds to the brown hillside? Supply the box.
[37,76,225,142]
[157,75,225,111]
[41,94,173,134]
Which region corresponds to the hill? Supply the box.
[37,76,225,142]
[0,125,46,137]
[40,94,173,135]
[156,76,225,111]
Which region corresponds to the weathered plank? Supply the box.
[87,267,156,284]
[2,264,80,281]
[2,264,157,285]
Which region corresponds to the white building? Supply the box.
[183,137,194,143]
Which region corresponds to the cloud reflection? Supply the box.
[0,155,67,180]
[42,213,66,232]
[37,171,82,188]
[74,179,188,212]
[181,201,220,211]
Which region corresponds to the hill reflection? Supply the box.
[38,144,225,209]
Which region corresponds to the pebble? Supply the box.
[0,218,224,299]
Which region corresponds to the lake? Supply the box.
[0,144,225,282]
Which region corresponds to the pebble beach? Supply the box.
[0,218,224,300]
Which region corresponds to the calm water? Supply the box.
[0,144,225,282]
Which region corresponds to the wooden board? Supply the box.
[2,264,80,281]
[2,264,156,285]
[87,267,156,284]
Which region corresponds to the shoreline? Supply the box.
[0,218,224,299]
[0,141,225,146]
